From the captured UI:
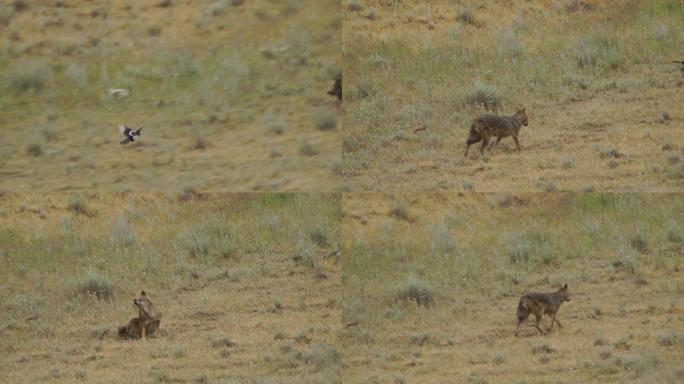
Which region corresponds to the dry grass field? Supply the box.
[341,193,684,383]
[0,193,341,383]
[342,0,684,192]
[0,0,340,192]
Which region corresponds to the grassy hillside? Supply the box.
[0,193,341,383]
[342,0,684,192]
[0,0,341,191]
[341,193,684,383]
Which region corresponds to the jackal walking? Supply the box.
[464,107,528,157]
[516,284,570,336]
[118,291,161,339]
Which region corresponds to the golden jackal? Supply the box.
[464,107,528,157]
[118,291,161,339]
[516,284,570,336]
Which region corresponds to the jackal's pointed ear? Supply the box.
[563,283,568,289]
[140,290,147,296]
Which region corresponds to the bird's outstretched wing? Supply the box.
[134,127,143,136]
[120,137,133,145]
[119,124,132,136]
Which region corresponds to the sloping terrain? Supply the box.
[0,0,341,191]
[341,193,684,383]
[0,193,341,383]
[342,0,684,192]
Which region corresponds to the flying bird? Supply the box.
[119,124,142,145]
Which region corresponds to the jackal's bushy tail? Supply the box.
[117,325,127,336]
[516,297,528,321]
[466,123,481,144]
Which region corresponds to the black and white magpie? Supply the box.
[119,124,142,145]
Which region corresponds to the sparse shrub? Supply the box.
[532,343,555,354]
[617,246,638,275]
[186,229,211,258]
[153,371,172,383]
[347,0,362,12]
[539,355,550,364]
[410,333,430,346]
[657,332,683,346]
[299,142,319,157]
[607,159,618,169]
[148,25,162,36]
[630,231,649,254]
[211,336,235,349]
[467,372,488,384]
[65,64,88,87]
[665,222,681,244]
[68,195,90,216]
[622,351,658,378]
[111,216,135,247]
[599,147,622,159]
[314,111,336,131]
[575,38,599,68]
[462,180,474,191]
[667,154,679,164]
[493,351,506,365]
[76,271,114,301]
[26,143,42,157]
[310,227,329,247]
[12,0,28,12]
[389,203,411,222]
[464,83,501,112]
[457,8,476,25]
[395,275,434,308]
[269,120,285,135]
[537,179,558,192]
[499,28,524,57]
[0,7,15,25]
[89,326,110,340]
[192,135,207,150]
[430,223,457,254]
[174,347,185,359]
[574,36,622,70]
[447,25,462,46]
[303,343,340,371]
[561,157,575,169]
[7,64,49,94]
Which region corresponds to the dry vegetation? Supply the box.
[341,193,684,383]
[0,193,341,383]
[342,0,684,192]
[0,0,340,191]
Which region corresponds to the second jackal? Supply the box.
[464,107,528,157]
[516,284,570,336]
[118,290,162,339]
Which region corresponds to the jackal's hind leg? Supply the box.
[554,316,562,329]
[479,136,490,155]
[534,312,546,335]
[490,136,501,151]
[513,136,521,152]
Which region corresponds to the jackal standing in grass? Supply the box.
[516,284,570,336]
[118,291,161,339]
[464,107,528,157]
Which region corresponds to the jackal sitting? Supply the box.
[118,316,145,339]
[118,291,161,339]
[464,107,528,157]
[516,284,570,336]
